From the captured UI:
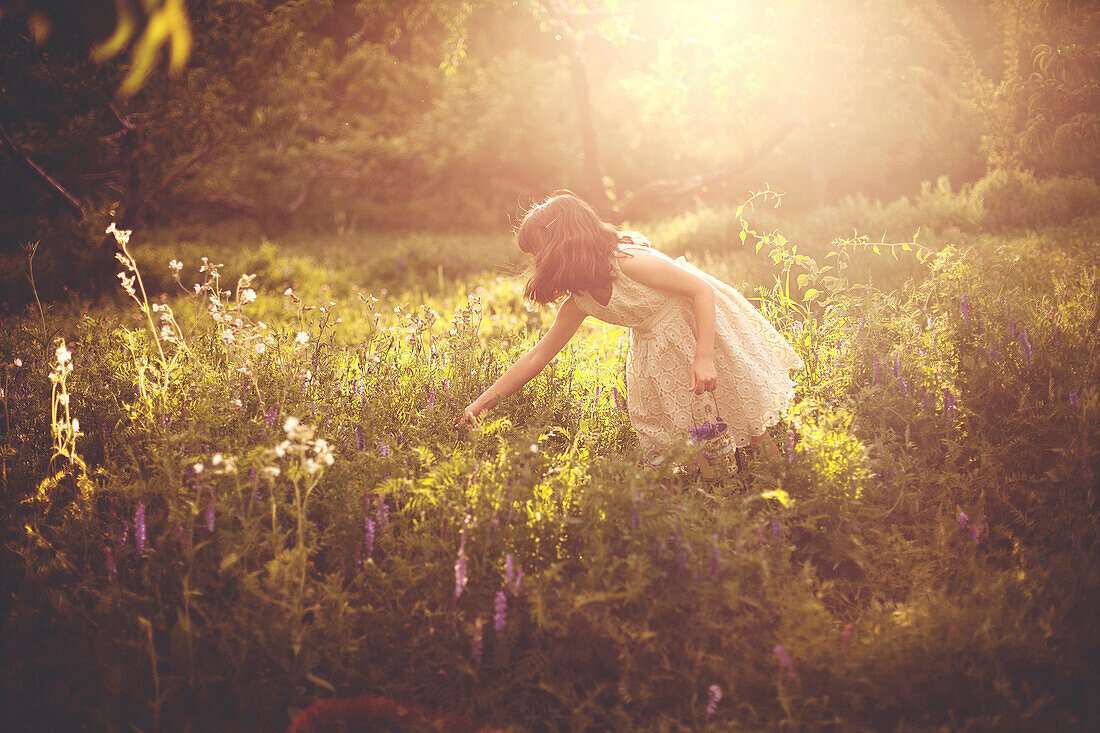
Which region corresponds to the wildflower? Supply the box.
[71,419,80,434]
[355,425,364,452]
[944,389,956,416]
[970,522,979,545]
[135,503,147,554]
[294,331,309,345]
[379,442,391,458]
[688,421,724,442]
[212,453,223,466]
[55,342,72,365]
[774,645,799,686]
[706,684,722,717]
[471,618,484,666]
[957,511,969,532]
[898,376,908,396]
[376,500,388,531]
[58,393,69,406]
[1018,330,1032,365]
[893,351,900,377]
[205,492,215,532]
[1009,321,1017,338]
[284,416,300,435]
[493,590,507,633]
[960,293,970,323]
[786,427,795,462]
[505,554,514,587]
[364,517,375,560]
[612,385,620,409]
[529,443,539,453]
[427,389,435,408]
[14,358,22,367]
[169,259,183,274]
[240,288,257,305]
[105,222,132,247]
[254,342,266,355]
[1070,392,1079,413]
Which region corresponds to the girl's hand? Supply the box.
[458,402,482,428]
[689,357,718,394]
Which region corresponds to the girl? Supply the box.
[462,191,803,465]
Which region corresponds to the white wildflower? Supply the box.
[283,416,300,435]
[55,343,72,365]
[221,329,235,343]
[529,443,539,453]
[212,453,223,466]
[240,289,256,305]
[58,394,69,406]
[71,418,80,434]
[13,358,22,367]
[193,462,204,474]
[254,342,266,354]
[169,259,183,274]
[294,331,309,345]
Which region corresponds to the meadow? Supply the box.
[1,174,1099,731]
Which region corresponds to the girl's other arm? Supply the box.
[462,296,587,423]
[617,250,718,394]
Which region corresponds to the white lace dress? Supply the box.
[572,244,804,462]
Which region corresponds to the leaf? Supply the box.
[219,552,240,572]
[306,672,336,694]
[760,489,792,508]
[740,230,747,245]
[802,289,821,302]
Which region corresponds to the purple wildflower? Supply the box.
[379,441,391,458]
[786,428,795,463]
[427,389,435,408]
[105,547,117,578]
[898,376,908,396]
[376,500,388,531]
[116,516,128,548]
[1018,330,1032,365]
[612,386,620,409]
[770,518,782,539]
[505,554,514,588]
[471,618,484,666]
[957,511,969,532]
[135,504,147,554]
[356,425,364,452]
[1069,392,1079,413]
[944,389,956,417]
[205,492,215,532]
[264,406,277,426]
[960,293,970,323]
[792,320,804,337]
[970,522,980,545]
[689,421,724,442]
[706,684,722,717]
[493,590,508,633]
[364,517,375,560]
[774,645,800,687]
[893,351,900,377]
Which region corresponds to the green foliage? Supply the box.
[1,197,1099,730]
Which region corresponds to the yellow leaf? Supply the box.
[760,489,792,508]
[740,230,747,245]
[802,288,820,302]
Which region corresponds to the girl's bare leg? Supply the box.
[749,433,780,458]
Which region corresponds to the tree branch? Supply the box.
[0,123,87,218]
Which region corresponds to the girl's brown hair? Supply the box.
[517,190,641,306]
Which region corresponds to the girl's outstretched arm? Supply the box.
[617,249,718,394]
[462,296,587,424]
